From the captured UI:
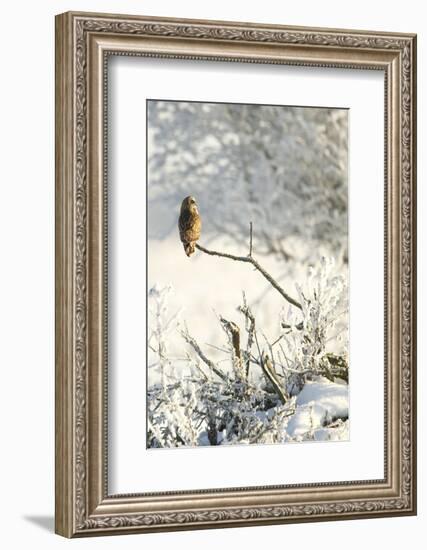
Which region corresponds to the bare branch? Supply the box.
[204,342,230,355]
[195,243,302,310]
[271,333,285,347]
[180,329,227,382]
[187,352,209,382]
[219,317,241,361]
[260,353,288,404]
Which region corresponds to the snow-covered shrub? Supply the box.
[147,258,349,449]
[279,256,348,392]
[147,284,201,447]
[146,100,349,448]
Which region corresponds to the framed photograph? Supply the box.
[55,11,417,537]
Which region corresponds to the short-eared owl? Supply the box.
[178,196,201,257]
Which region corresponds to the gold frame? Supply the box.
[55,11,417,537]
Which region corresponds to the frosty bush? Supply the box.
[147,254,348,449]
[147,100,349,448]
[279,256,349,390]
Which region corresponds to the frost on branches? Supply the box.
[147,255,349,449]
[147,100,349,449]
[148,101,348,262]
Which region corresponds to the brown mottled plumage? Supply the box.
[178,196,201,257]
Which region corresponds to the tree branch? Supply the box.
[195,243,302,310]
[260,353,288,404]
[219,317,241,361]
[180,329,227,382]
[283,353,348,383]
[239,299,256,378]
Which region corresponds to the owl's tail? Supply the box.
[183,241,196,257]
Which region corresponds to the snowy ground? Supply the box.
[148,373,349,447]
[286,378,349,441]
[205,377,349,445]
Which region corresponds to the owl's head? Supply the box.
[181,195,198,214]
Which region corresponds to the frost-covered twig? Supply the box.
[180,328,227,382]
[278,257,348,385]
[219,316,245,381]
[239,297,256,377]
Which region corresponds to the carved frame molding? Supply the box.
[55,11,416,537]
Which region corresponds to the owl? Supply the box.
[178,196,201,257]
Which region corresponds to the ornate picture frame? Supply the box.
[55,11,417,537]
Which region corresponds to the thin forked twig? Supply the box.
[195,242,301,310]
[195,221,301,310]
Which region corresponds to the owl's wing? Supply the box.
[179,210,192,242]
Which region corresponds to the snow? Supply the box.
[148,233,290,365]
[146,101,350,448]
[147,257,350,446]
[286,377,349,440]
[296,377,349,418]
